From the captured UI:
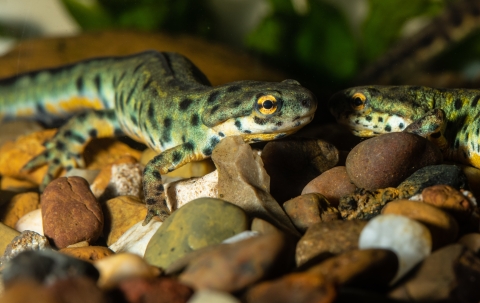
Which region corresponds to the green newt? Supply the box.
[329,85,480,169]
[0,50,317,223]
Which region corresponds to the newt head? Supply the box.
[203,79,317,143]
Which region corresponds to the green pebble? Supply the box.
[144,197,249,269]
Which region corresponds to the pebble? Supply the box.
[3,230,50,261]
[282,193,340,233]
[117,277,193,303]
[421,184,473,222]
[103,195,147,246]
[243,272,336,303]
[0,176,38,192]
[59,246,114,261]
[2,249,99,287]
[359,214,432,283]
[462,165,480,199]
[94,253,161,289]
[109,219,162,256]
[389,244,480,302]
[307,249,398,289]
[187,289,241,303]
[0,279,57,303]
[0,192,39,228]
[296,220,368,266]
[382,199,459,250]
[0,222,20,256]
[65,168,100,185]
[458,233,480,255]
[261,138,339,203]
[179,231,295,292]
[41,176,104,248]
[212,136,299,236]
[47,276,108,303]
[346,132,442,189]
[144,197,249,269]
[250,217,281,235]
[301,166,356,207]
[15,208,43,234]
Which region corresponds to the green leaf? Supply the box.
[245,17,288,56]
[60,0,114,30]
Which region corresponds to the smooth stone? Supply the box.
[103,195,147,246]
[42,176,104,248]
[0,192,39,228]
[2,250,99,287]
[94,253,161,289]
[144,197,249,269]
[212,136,299,236]
[243,272,336,303]
[296,220,367,266]
[0,222,20,255]
[109,219,162,257]
[389,244,480,302]
[307,249,398,289]
[59,246,115,262]
[251,217,281,235]
[3,230,50,261]
[117,277,193,303]
[283,193,340,233]
[261,138,339,203]
[15,208,43,235]
[359,214,432,283]
[382,199,459,250]
[458,233,480,255]
[46,277,108,303]
[302,166,357,207]
[188,289,240,303]
[346,132,442,189]
[421,184,473,222]
[179,232,295,292]
[65,168,100,185]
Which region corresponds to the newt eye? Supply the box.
[351,92,366,110]
[257,95,278,115]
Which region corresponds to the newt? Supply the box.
[0,50,317,223]
[329,85,480,169]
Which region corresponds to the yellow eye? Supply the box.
[257,95,278,115]
[351,92,366,110]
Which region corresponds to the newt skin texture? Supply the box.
[0,50,317,223]
[329,85,480,169]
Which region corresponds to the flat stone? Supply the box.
[118,277,193,303]
[3,230,50,261]
[283,193,340,233]
[179,232,295,292]
[0,222,20,255]
[212,136,298,236]
[346,133,442,189]
[109,219,162,257]
[42,176,103,249]
[382,199,458,250]
[59,246,114,262]
[144,197,249,269]
[296,220,367,266]
[103,195,147,246]
[261,138,339,203]
[302,166,356,207]
[0,192,40,229]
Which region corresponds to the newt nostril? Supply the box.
[301,98,310,108]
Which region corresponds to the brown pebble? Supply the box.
[244,272,336,303]
[42,176,104,249]
[59,246,115,261]
[0,279,59,303]
[296,220,367,266]
[302,166,356,207]
[118,277,193,303]
[421,185,473,222]
[382,199,458,250]
[283,193,340,233]
[346,132,442,190]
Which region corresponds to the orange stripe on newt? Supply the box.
[44,97,104,114]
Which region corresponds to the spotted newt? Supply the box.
[329,85,480,169]
[0,50,317,223]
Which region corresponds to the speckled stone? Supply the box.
[42,176,104,249]
[296,220,368,266]
[346,132,442,190]
[144,197,249,269]
[302,166,356,207]
[283,193,340,233]
[3,230,50,261]
[0,192,39,228]
[59,246,114,262]
[261,138,339,203]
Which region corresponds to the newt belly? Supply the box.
[0,50,317,223]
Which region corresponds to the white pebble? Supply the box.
[222,230,259,244]
[15,209,43,235]
[65,168,100,184]
[358,214,431,283]
[109,219,162,257]
[187,289,240,303]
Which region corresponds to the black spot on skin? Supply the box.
[130,114,138,126]
[184,142,195,151]
[275,133,287,139]
[355,119,360,124]
[114,128,123,136]
[172,151,182,163]
[226,85,241,93]
[181,135,186,143]
[35,103,46,115]
[76,76,84,92]
[202,137,220,156]
[385,125,392,132]
[66,165,73,171]
[207,91,221,104]
[233,101,241,107]
[55,141,66,151]
[472,96,480,108]
[463,151,468,159]
[142,77,153,90]
[106,111,116,120]
[210,105,220,115]
[235,120,242,130]
[254,116,267,125]
[244,130,252,134]
[147,104,155,120]
[64,130,72,138]
[179,98,193,111]
[378,117,384,122]
[366,116,372,121]
[430,132,441,139]
[152,170,162,180]
[218,132,225,137]
[292,116,300,121]
[53,158,60,165]
[162,117,172,142]
[72,133,86,144]
[294,121,301,127]
[454,98,463,110]
[399,123,404,129]
[191,114,199,126]
[455,139,460,149]
[164,117,172,129]
[132,62,145,74]
[43,151,50,158]
[156,184,164,192]
[276,121,283,127]
[94,74,101,93]
[146,198,156,205]
[77,112,88,122]
[88,129,98,138]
